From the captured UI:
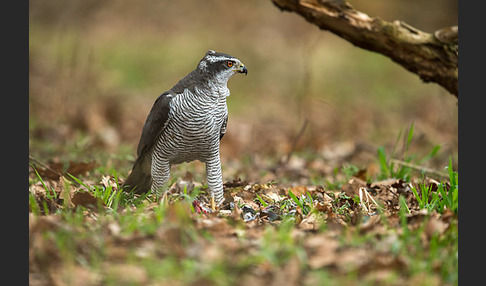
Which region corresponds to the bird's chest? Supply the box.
[156,94,226,163]
[178,96,226,131]
[164,94,227,145]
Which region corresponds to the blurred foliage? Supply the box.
[29,0,458,175]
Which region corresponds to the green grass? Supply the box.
[29,174,458,285]
[410,160,458,215]
[29,127,458,285]
[377,122,443,182]
[288,189,313,216]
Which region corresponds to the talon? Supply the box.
[193,199,208,214]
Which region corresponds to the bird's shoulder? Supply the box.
[171,69,206,95]
[136,91,174,157]
[135,68,209,157]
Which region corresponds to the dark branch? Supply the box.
[271,0,458,97]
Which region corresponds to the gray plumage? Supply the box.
[123,50,247,205]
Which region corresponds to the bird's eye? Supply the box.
[226,61,233,68]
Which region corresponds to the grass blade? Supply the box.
[288,190,303,209]
[411,185,423,207]
[255,193,268,207]
[447,157,458,188]
[418,145,441,165]
[377,146,389,178]
[405,121,414,155]
[32,165,57,199]
[66,173,90,189]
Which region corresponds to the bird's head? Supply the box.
[197,50,247,84]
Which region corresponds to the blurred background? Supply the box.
[29,0,458,183]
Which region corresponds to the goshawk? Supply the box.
[122,50,247,207]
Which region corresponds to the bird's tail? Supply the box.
[122,153,153,194]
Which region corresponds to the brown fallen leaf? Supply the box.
[197,217,235,237]
[299,212,323,231]
[30,157,98,180]
[305,234,339,269]
[49,264,101,286]
[341,178,367,197]
[32,161,64,180]
[271,254,301,286]
[29,215,69,269]
[231,202,243,221]
[288,185,308,197]
[425,214,449,239]
[358,214,384,235]
[67,161,97,177]
[71,191,104,210]
[100,175,118,189]
[335,247,369,273]
[30,214,63,235]
[104,263,148,285]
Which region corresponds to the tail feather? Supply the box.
[122,153,152,194]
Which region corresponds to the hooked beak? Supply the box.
[237,63,248,75]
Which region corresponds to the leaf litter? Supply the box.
[29,154,457,285]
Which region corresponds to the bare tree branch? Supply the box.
[271,0,458,97]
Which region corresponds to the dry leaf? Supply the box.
[49,265,101,286]
[289,185,308,197]
[105,264,148,285]
[71,191,104,209]
[425,214,449,239]
[100,175,118,189]
[299,213,322,231]
[271,255,301,286]
[335,247,369,273]
[67,161,97,177]
[341,178,367,197]
[34,161,64,180]
[305,234,339,269]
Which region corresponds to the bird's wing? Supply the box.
[136,92,173,157]
[219,115,228,140]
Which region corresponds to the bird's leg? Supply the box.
[151,156,171,197]
[205,155,224,210]
[211,196,216,212]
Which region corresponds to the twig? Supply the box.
[29,155,63,177]
[390,158,449,178]
[359,187,382,215]
[282,119,309,166]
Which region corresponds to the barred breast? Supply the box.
[122,50,246,206]
[155,89,227,162]
[151,88,228,202]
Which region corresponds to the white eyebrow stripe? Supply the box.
[205,55,235,63]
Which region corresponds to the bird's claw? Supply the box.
[193,199,212,214]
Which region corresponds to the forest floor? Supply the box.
[29,125,458,285]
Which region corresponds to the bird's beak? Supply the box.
[237,63,248,75]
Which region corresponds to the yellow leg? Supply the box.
[211,196,216,211]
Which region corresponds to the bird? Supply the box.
[122,50,248,209]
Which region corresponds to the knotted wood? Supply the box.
[272,0,458,97]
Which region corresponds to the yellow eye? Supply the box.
[227,61,233,68]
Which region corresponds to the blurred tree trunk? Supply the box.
[271,0,458,98]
